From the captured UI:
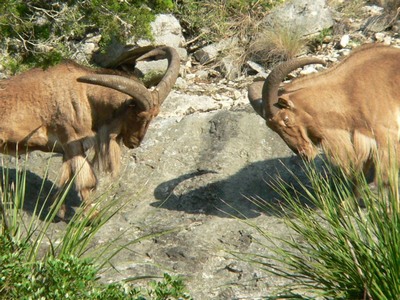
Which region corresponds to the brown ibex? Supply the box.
[248,44,400,185]
[0,46,180,219]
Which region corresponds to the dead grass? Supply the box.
[247,26,306,65]
[330,0,367,18]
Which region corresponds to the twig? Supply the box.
[183,31,208,47]
[345,238,372,300]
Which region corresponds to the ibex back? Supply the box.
[248,44,400,184]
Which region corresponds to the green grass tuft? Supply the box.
[0,155,191,299]
[236,160,400,299]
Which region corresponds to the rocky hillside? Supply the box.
[1,0,400,298]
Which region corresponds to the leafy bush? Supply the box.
[0,242,190,300]
[0,0,288,73]
[238,161,400,299]
[0,0,174,71]
[0,243,139,299]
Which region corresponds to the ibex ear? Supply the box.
[277,95,295,109]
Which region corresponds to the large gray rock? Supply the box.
[137,14,187,59]
[132,14,188,79]
[93,14,187,68]
[194,38,239,64]
[151,14,186,50]
[262,0,334,36]
[194,37,243,79]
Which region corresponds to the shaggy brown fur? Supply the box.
[248,44,400,183]
[0,46,180,219]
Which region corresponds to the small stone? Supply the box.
[247,61,268,77]
[195,69,209,80]
[194,44,219,64]
[300,65,318,75]
[233,90,242,100]
[375,32,385,42]
[226,263,243,274]
[323,35,333,43]
[86,34,102,44]
[174,77,188,89]
[339,34,350,48]
[384,36,392,45]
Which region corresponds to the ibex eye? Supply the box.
[284,116,290,124]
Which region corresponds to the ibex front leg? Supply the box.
[56,138,97,220]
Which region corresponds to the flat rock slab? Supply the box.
[3,90,310,299]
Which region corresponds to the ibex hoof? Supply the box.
[79,203,101,225]
[47,203,70,223]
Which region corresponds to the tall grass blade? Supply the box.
[235,159,400,299]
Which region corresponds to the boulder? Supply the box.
[262,0,334,36]
[93,14,187,69]
[194,37,242,79]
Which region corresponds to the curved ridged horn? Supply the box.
[77,46,180,111]
[77,74,153,111]
[261,57,326,119]
[136,46,180,106]
[248,80,265,118]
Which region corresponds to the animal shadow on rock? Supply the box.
[0,165,81,221]
[152,156,329,219]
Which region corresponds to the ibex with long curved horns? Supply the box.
[248,44,400,184]
[0,46,180,219]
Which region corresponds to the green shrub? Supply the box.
[0,240,190,300]
[147,273,192,300]
[0,0,174,72]
[309,27,333,46]
[0,0,288,73]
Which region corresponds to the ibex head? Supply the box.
[78,46,180,148]
[248,57,326,160]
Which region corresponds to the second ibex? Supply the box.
[248,44,400,185]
